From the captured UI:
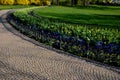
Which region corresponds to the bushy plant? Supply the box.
[29,0,41,5]
[15,0,29,5]
[90,0,96,4]
[42,0,51,5]
[97,0,112,3]
[105,0,112,3]
[77,0,83,6]
[0,0,14,5]
[11,8,120,67]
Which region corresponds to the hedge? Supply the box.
[15,0,29,5]
[0,0,14,5]
[0,0,51,5]
[10,8,120,67]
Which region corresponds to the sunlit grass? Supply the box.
[33,6,120,27]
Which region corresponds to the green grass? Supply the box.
[0,5,35,10]
[33,6,120,27]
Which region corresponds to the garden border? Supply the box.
[1,10,120,74]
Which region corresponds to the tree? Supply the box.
[82,0,86,6]
[71,0,74,6]
[51,0,54,5]
[82,0,91,6]
[15,0,29,5]
[42,0,51,5]
[0,0,14,5]
[71,0,78,6]
[29,0,41,5]
[57,0,60,5]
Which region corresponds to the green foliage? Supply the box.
[97,0,112,3]
[105,0,112,3]
[66,0,71,5]
[13,7,120,45]
[90,0,96,4]
[77,0,82,5]
[117,55,120,65]
[42,0,51,5]
[12,7,120,66]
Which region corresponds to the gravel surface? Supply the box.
[0,10,120,80]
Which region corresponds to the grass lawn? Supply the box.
[33,6,120,27]
[0,5,35,10]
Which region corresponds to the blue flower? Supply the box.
[71,37,77,45]
[61,35,70,42]
[53,32,61,40]
[96,41,104,50]
[78,38,87,45]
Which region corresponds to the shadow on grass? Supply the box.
[67,5,120,10]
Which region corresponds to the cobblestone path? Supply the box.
[0,10,120,80]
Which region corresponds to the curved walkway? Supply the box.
[0,10,120,80]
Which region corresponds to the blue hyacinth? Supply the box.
[61,35,70,42]
[96,41,104,50]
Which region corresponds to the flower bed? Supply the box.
[8,9,120,67]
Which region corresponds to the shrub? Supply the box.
[0,0,51,5]
[15,0,29,5]
[0,0,15,5]
[97,0,112,3]
[42,0,51,6]
[77,0,82,5]
[11,8,120,67]
[29,0,41,5]
[90,0,96,4]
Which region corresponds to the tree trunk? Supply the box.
[51,0,54,5]
[71,0,75,6]
[83,0,85,6]
[57,0,60,5]
[83,0,90,6]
